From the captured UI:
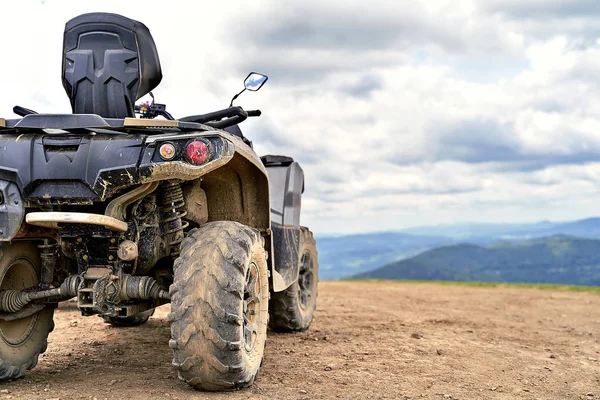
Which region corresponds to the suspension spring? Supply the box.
[38,239,58,289]
[159,182,189,258]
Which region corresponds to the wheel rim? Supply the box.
[0,257,38,346]
[243,262,260,352]
[298,250,314,310]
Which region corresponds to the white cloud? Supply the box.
[2,0,600,234]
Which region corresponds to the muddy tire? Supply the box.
[269,227,318,332]
[169,221,269,391]
[103,309,154,327]
[0,242,54,381]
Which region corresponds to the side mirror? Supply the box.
[244,72,268,92]
[230,72,269,107]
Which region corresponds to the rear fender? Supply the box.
[202,135,270,231]
[0,180,24,241]
[201,135,288,290]
[270,223,300,290]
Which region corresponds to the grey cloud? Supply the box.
[482,0,600,19]
[343,75,383,98]
[481,1,600,42]
[227,2,517,86]
[532,99,569,114]
[308,185,478,204]
[248,121,331,166]
[435,119,521,164]
[231,48,407,87]
[388,119,522,166]
[241,6,465,53]
[388,117,600,173]
[485,154,600,173]
[317,171,346,185]
[564,61,600,86]
[357,186,480,197]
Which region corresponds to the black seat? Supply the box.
[62,13,162,119]
[224,125,253,147]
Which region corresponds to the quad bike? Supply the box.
[0,13,318,390]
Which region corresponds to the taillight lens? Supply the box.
[185,140,210,165]
[158,143,177,160]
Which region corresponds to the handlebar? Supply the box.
[180,107,260,130]
[180,106,246,124]
[132,97,262,129]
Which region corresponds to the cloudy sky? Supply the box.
[2,0,600,234]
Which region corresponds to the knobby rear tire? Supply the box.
[0,242,55,381]
[169,221,269,391]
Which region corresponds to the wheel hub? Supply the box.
[243,262,260,352]
[0,257,38,346]
[298,250,314,310]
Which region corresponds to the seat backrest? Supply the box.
[62,13,162,118]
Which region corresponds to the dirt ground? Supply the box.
[1,281,599,400]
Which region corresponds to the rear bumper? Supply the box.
[0,131,234,204]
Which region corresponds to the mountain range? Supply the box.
[352,235,600,286]
[398,217,600,240]
[316,217,600,281]
[316,232,455,280]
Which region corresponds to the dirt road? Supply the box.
[2,281,599,399]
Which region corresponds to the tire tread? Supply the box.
[170,221,267,391]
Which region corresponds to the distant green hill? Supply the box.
[317,217,600,280]
[352,235,600,285]
[316,232,455,280]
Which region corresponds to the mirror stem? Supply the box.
[229,88,246,107]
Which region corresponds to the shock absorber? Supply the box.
[159,182,189,258]
[38,239,58,289]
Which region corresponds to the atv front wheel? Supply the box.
[169,221,269,391]
[269,227,318,332]
[0,242,54,380]
[103,309,154,327]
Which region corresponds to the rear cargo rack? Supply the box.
[0,114,212,134]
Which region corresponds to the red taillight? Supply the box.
[185,140,210,165]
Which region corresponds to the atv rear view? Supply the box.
[0,13,318,390]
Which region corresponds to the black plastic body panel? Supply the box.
[271,222,300,287]
[263,155,304,226]
[0,131,231,204]
[62,13,162,118]
[262,155,306,289]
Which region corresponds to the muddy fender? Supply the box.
[0,180,24,241]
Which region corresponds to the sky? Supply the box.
[2,0,600,234]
